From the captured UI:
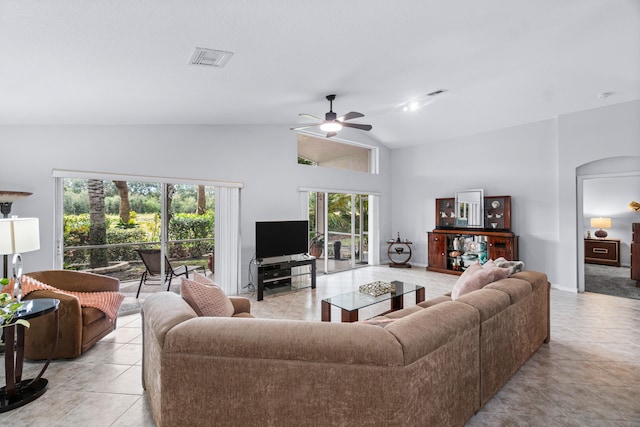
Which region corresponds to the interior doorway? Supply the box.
[577,157,640,299]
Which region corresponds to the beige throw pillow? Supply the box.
[192,271,216,286]
[451,263,510,300]
[181,277,234,317]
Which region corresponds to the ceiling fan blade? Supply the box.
[290,123,322,130]
[326,131,338,138]
[338,111,364,122]
[299,113,323,121]
[341,122,372,131]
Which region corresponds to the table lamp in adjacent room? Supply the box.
[0,217,40,301]
[590,217,611,239]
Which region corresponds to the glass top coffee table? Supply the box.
[321,281,425,322]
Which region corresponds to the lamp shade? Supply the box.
[0,217,40,255]
[590,217,612,229]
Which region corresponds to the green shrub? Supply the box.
[169,211,214,258]
[63,211,214,267]
[106,227,148,261]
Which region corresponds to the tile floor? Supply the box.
[1,266,639,426]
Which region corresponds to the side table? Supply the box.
[584,238,621,267]
[1,298,60,413]
[387,241,413,268]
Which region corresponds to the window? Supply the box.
[54,170,243,294]
[61,178,214,283]
[297,133,377,174]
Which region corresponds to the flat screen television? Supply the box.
[255,220,309,260]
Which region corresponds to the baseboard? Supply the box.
[550,283,577,293]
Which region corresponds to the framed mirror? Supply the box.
[455,189,484,228]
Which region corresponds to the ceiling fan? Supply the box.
[290,94,372,138]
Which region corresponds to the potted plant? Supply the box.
[308,233,324,258]
[1,278,30,329]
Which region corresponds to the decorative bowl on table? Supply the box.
[359,281,393,297]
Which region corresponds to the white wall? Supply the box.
[2,100,638,293]
[390,119,559,282]
[0,125,391,290]
[391,99,640,292]
[559,100,640,291]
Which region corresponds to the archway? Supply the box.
[576,156,640,294]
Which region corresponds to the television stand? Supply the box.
[257,257,316,301]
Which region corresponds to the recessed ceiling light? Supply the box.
[401,89,447,112]
[189,47,234,68]
[402,101,421,112]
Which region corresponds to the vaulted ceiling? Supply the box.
[1,1,639,149]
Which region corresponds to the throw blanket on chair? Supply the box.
[1,275,125,322]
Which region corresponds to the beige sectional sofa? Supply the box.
[142,271,549,427]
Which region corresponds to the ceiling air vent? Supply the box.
[427,89,446,97]
[189,47,234,68]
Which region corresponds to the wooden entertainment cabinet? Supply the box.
[427,195,519,276]
[427,229,518,275]
[256,257,316,301]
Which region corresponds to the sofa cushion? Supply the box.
[511,271,548,291]
[383,306,423,319]
[484,278,532,304]
[357,317,397,326]
[417,295,452,308]
[455,288,511,322]
[180,277,234,317]
[451,264,510,300]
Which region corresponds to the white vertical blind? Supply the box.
[214,186,241,295]
[368,195,380,265]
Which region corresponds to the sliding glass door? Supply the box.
[60,177,214,284]
[309,191,369,274]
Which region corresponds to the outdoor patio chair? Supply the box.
[136,249,203,298]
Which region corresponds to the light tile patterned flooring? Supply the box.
[1,266,639,426]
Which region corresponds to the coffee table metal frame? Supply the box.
[321,281,425,322]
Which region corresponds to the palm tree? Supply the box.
[113,180,130,225]
[196,185,206,215]
[88,179,108,268]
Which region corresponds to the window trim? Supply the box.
[52,170,242,294]
[296,131,379,175]
[52,169,243,188]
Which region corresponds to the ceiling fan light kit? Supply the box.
[320,122,342,132]
[291,94,372,138]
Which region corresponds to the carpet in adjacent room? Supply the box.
[584,263,639,300]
